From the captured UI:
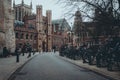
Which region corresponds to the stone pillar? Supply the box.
[36,5,43,51]
[46,10,52,51]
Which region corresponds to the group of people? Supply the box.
[15,44,33,58]
[2,43,33,58]
[59,35,120,71]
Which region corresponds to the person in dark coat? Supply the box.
[15,47,19,62]
[52,46,56,53]
[27,46,32,58]
[3,47,8,57]
[22,44,26,56]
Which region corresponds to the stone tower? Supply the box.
[73,9,84,46]
[0,0,5,54]
[73,8,83,36]
[46,10,52,51]
[36,5,43,51]
[0,0,15,53]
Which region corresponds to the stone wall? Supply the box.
[0,32,5,55]
[3,0,16,53]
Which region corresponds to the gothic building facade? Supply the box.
[73,9,95,47]
[73,9,89,47]
[14,0,52,52]
[52,18,71,50]
[13,0,32,21]
[72,9,113,47]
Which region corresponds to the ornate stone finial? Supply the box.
[22,0,24,5]
[13,0,15,8]
[30,0,32,9]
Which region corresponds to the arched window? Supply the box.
[34,35,37,40]
[26,34,28,39]
[30,35,33,40]
[20,33,24,39]
[16,33,19,38]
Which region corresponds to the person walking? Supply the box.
[15,47,19,62]
[27,46,32,58]
[52,46,56,53]
[22,44,26,56]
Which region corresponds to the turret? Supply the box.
[46,10,52,51]
[46,10,52,34]
[36,5,43,32]
[22,0,24,5]
[36,5,43,52]
[30,0,32,9]
[13,0,15,8]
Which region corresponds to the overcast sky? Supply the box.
[12,0,74,25]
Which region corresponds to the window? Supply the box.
[39,45,41,48]
[26,34,28,39]
[20,33,24,39]
[34,35,37,40]
[30,35,33,40]
[16,33,19,38]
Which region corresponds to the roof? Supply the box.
[14,20,24,27]
[52,18,71,31]
[15,4,31,9]
[27,15,36,20]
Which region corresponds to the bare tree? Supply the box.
[58,0,120,36]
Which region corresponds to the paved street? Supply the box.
[0,53,39,80]
[12,53,109,80]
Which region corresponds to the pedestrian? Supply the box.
[27,46,32,58]
[15,47,19,62]
[3,47,8,57]
[33,49,35,55]
[52,46,56,53]
[22,44,26,56]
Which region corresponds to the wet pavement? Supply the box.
[12,53,109,80]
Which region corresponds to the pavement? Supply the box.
[12,52,109,80]
[0,52,120,80]
[60,56,120,80]
[0,52,39,80]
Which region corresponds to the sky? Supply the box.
[12,0,74,25]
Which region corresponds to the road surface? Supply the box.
[11,52,109,80]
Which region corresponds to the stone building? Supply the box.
[72,9,110,47]
[36,6,52,52]
[73,9,97,47]
[14,0,52,52]
[73,9,89,47]
[52,18,71,50]
[0,0,15,55]
[13,0,32,21]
